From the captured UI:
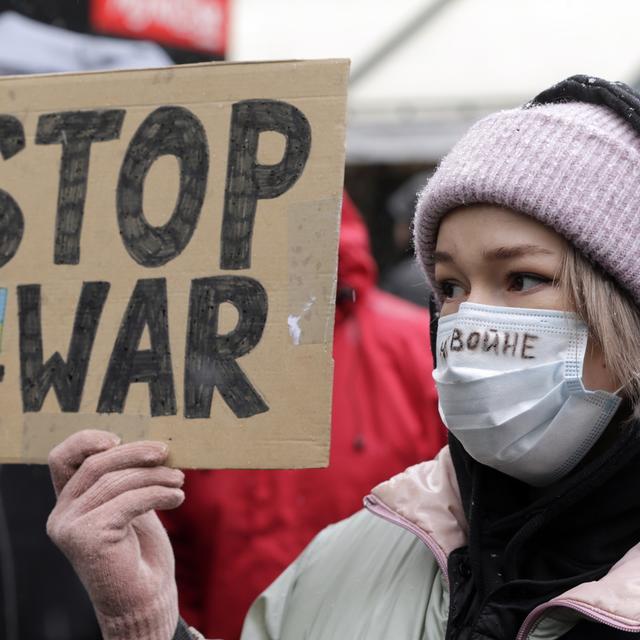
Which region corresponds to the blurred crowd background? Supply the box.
[2,1,640,638]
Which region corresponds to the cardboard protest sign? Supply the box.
[0,59,349,468]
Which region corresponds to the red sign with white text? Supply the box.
[90,0,229,55]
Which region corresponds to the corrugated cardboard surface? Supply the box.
[0,59,348,468]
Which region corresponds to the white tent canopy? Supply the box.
[229,0,640,163]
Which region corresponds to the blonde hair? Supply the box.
[558,245,640,418]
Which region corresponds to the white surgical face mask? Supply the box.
[433,302,621,486]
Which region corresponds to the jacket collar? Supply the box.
[370,446,466,561]
[368,445,640,631]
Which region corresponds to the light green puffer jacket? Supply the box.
[238,447,640,640]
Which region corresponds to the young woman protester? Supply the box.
[46,75,640,639]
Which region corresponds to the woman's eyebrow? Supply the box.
[483,244,555,260]
[433,245,554,264]
[433,250,454,263]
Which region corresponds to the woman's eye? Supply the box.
[441,281,466,299]
[508,273,551,292]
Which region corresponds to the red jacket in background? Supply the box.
[160,193,447,639]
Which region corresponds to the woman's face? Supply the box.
[434,205,618,393]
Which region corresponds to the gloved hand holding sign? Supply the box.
[47,429,185,640]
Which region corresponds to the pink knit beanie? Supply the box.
[414,100,640,303]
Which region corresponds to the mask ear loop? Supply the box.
[613,381,628,397]
[567,314,622,396]
[583,312,634,401]
[567,314,588,384]
[428,292,440,370]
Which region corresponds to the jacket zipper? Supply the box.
[516,598,640,639]
[365,494,639,639]
[364,494,449,584]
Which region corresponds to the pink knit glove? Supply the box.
[47,429,185,640]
